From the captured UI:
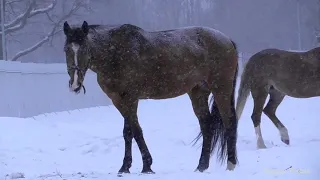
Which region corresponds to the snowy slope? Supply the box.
[1,94,319,180]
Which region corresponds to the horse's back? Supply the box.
[257,48,307,57]
[145,26,234,49]
[242,49,293,82]
[243,48,320,94]
[247,48,315,68]
[105,24,235,56]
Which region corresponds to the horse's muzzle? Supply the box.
[69,81,86,94]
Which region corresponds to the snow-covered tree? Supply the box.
[0,0,93,61]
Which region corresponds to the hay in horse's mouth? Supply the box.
[74,84,86,94]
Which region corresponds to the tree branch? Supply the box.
[10,0,90,61]
[2,0,57,34]
[5,0,25,5]
[10,29,61,61]
[4,0,36,30]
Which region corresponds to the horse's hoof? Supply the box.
[195,165,208,173]
[141,168,155,174]
[257,141,267,149]
[257,144,267,149]
[118,168,130,174]
[281,138,290,145]
[280,128,289,145]
[226,161,236,171]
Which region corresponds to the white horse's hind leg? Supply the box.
[279,126,290,145]
[262,88,289,145]
[255,125,267,149]
[251,86,269,149]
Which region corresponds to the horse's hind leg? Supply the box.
[188,85,212,172]
[251,86,269,149]
[263,87,289,145]
[210,79,238,170]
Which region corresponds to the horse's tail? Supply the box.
[235,59,250,121]
[208,40,239,163]
[231,40,237,52]
[192,41,239,164]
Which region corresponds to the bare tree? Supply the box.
[1,0,92,61]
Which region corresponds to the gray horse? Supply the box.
[236,47,320,149]
[63,21,239,174]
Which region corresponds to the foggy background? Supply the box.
[1,0,319,63]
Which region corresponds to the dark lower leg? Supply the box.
[212,92,238,170]
[219,100,237,169]
[196,115,213,172]
[118,119,133,173]
[226,112,237,166]
[188,87,212,172]
[112,98,153,174]
[130,119,154,173]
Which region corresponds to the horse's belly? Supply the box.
[139,79,200,99]
[273,83,320,98]
[142,91,187,100]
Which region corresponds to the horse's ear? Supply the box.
[63,21,70,35]
[82,21,89,36]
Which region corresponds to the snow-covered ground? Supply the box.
[1,93,319,180]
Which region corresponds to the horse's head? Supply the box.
[63,21,90,94]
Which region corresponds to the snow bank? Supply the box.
[1,94,319,180]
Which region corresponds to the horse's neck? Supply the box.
[87,37,107,74]
[308,47,320,57]
[88,47,101,73]
[86,38,97,73]
[310,46,320,52]
[89,64,99,73]
[301,48,320,65]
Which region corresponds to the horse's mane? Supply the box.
[88,24,122,30]
[87,24,124,37]
[68,23,121,32]
[88,24,101,29]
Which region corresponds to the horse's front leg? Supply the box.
[118,117,133,173]
[112,97,154,174]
